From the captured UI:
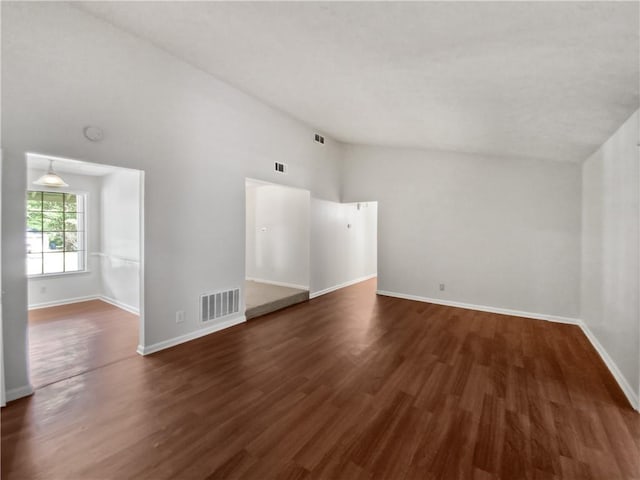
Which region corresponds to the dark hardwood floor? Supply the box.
[28,300,139,389]
[3,279,638,479]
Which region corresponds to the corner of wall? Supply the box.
[578,320,639,411]
[5,383,34,403]
[578,108,640,412]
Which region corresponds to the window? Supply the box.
[26,191,86,275]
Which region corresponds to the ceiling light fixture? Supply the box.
[33,160,69,188]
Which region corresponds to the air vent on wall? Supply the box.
[314,133,325,145]
[274,162,287,174]
[201,288,240,322]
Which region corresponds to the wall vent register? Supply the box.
[201,289,240,322]
[314,133,325,145]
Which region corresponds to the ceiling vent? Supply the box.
[314,133,325,145]
[201,288,240,322]
[274,162,287,174]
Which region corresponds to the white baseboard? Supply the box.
[28,295,101,310]
[5,384,34,403]
[246,277,309,291]
[310,274,377,299]
[137,314,246,356]
[578,322,639,411]
[376,290,580,324]
[99,295,140,315]
[376,289,638,412]
[28,294,139,315]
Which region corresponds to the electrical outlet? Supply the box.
[175,310,185,324]
[439,283,445,291]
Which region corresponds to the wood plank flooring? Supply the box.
[3,279,638,479]
[28,300,139,389]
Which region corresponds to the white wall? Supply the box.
[246,183,310,289]
[581,110,639,403]
[1,2,343,396]
[310,200,377,296]
[6,1,632,409]
[246,185,257,284]
[342,145,582,319]
[100,169,141,312]
[26,169,103,307]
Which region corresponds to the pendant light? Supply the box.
[33,160,69,188]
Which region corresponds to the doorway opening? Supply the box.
[245,179,310,319]
[25,153,144,389]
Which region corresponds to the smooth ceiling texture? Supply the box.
[76,1,639,162]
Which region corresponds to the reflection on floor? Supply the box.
[28,300,138,389]
[6,279,638,479]
[245,280,309,320]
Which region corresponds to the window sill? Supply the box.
[28,270,91,280]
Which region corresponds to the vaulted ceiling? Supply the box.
[77,1,639,162]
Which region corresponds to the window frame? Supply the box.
[26,188,89,278]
